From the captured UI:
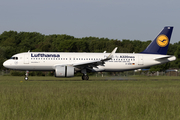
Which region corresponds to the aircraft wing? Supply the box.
[73,60,104,69]
[72,47,118,69]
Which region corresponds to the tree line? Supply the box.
[0,30,180,71]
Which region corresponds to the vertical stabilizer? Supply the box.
[141,26,173,55]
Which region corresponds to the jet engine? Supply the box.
[55,65,74,77]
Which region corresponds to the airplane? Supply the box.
[3,26,176,80]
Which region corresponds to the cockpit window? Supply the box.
[10,57,18,60]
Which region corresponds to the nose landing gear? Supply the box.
[24,70,29,81]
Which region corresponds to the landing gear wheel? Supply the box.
[82,76,85,80]
[24,77,28,81]
[85,75,89,80]
[81,69,89,80]
[82,75,89,80]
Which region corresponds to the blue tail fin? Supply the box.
[141,26,173,55]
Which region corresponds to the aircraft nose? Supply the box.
[3,60,9,68]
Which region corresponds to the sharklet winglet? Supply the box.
[102,47,118,61]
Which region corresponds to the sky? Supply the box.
[1,0,180,43]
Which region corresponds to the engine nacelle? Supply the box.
[55,65,74,77]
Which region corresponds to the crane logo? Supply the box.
[156,34,169,47]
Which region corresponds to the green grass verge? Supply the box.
[0,76,180,120]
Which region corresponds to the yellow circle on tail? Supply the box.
[156,35,169,47]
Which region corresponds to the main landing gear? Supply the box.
[24,70,29,81]
[82,74,89,80]
[81,69,89,80]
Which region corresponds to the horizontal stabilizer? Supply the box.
[154,55,175,60]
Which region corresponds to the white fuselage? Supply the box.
[3,52,176,72]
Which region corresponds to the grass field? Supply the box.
[0,76,180,120]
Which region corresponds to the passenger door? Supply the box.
[24,53,29,64]
[138,56,143,65]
